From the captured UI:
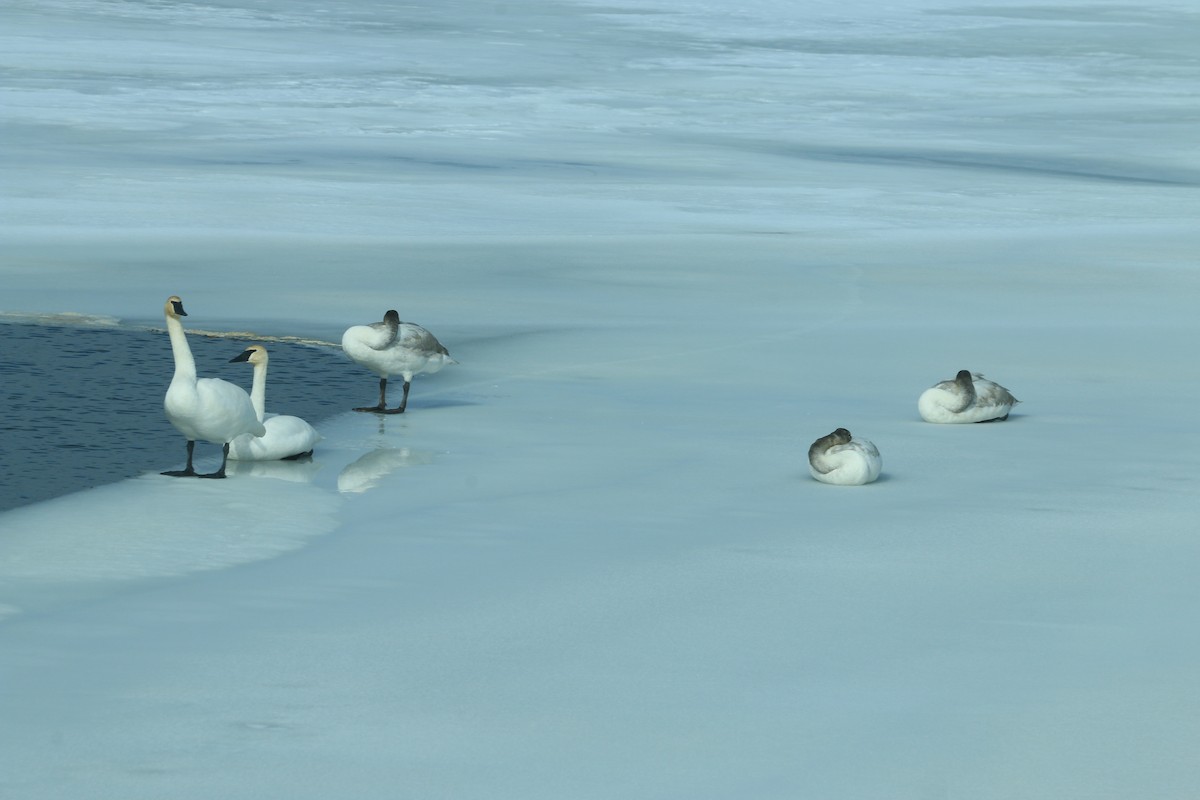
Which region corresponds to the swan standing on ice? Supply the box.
[342,309,456,414]
[808,428,882,486]
[918,370,1019,424]
[162,296,265,478]
[227,345,321,461]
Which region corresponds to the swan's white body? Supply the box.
[918,370,1019,424]
[162,296,265,477]
[342,309,455,413]
[808,428,882,486]
[227,345,321,461]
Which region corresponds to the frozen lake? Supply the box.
[2,0,1199,797]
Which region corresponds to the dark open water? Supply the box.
[0,319,364,513]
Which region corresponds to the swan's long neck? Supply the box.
[249,361,268,422]
[809,446,832,474]
[166,314,197,385]
[808,432,840,475]
[951,373,976,412]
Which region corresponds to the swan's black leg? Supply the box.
[200,442,230,479]
[373,379,408,414]
[163,440,198,477]
[353,377,390,413]
[356,376,407,414]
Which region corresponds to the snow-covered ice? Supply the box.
[2,0,1199,797]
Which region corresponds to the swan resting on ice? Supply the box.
[227,345,321,461]
[808,428,882,486]
[162,296,265,478]
[342,309,456,414]
[918,369,1019,424]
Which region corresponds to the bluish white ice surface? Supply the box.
[2,0,1200,797]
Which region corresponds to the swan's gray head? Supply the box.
[383,310,400,328]
[954,370,973,386]
[165,295,187,319]
[230,344,268,366]
[809,427,853,462]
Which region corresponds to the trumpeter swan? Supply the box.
[918,370,1019,423]
[162,296,265,478]
[227,345,321,461]
[342,309,455,414]
[808,428,882,486]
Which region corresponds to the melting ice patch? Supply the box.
[0,471,342,615]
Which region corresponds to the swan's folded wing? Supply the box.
[397,322,449,355]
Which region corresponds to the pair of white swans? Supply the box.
[808,370,1019,486]
[162,296,320,478]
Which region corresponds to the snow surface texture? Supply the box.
[2,0,1200,798]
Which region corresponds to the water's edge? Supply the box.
[0,316,362,513]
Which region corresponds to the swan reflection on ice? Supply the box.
[337,447,434,494]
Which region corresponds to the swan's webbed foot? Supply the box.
[352,378,408,414]
[353,405,405,414]
[198,444,232,478]
[282,450,314,461]
[161,468,197,478]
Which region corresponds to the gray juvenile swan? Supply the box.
[918,369,1019,424]
[808,428,882,486]
[162,296,265,478]
[342,309,456,414]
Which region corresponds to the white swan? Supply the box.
[162,296,265,478]
[342,309,456,413]
[808,428,882,486]
[227,345,322,461]
[918,369,1019,424]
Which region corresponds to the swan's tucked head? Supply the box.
[165,295,187,319]
[809,427,853,462]
[383,310,400,328]
[230,344,268,366]
[954,370,973,386]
